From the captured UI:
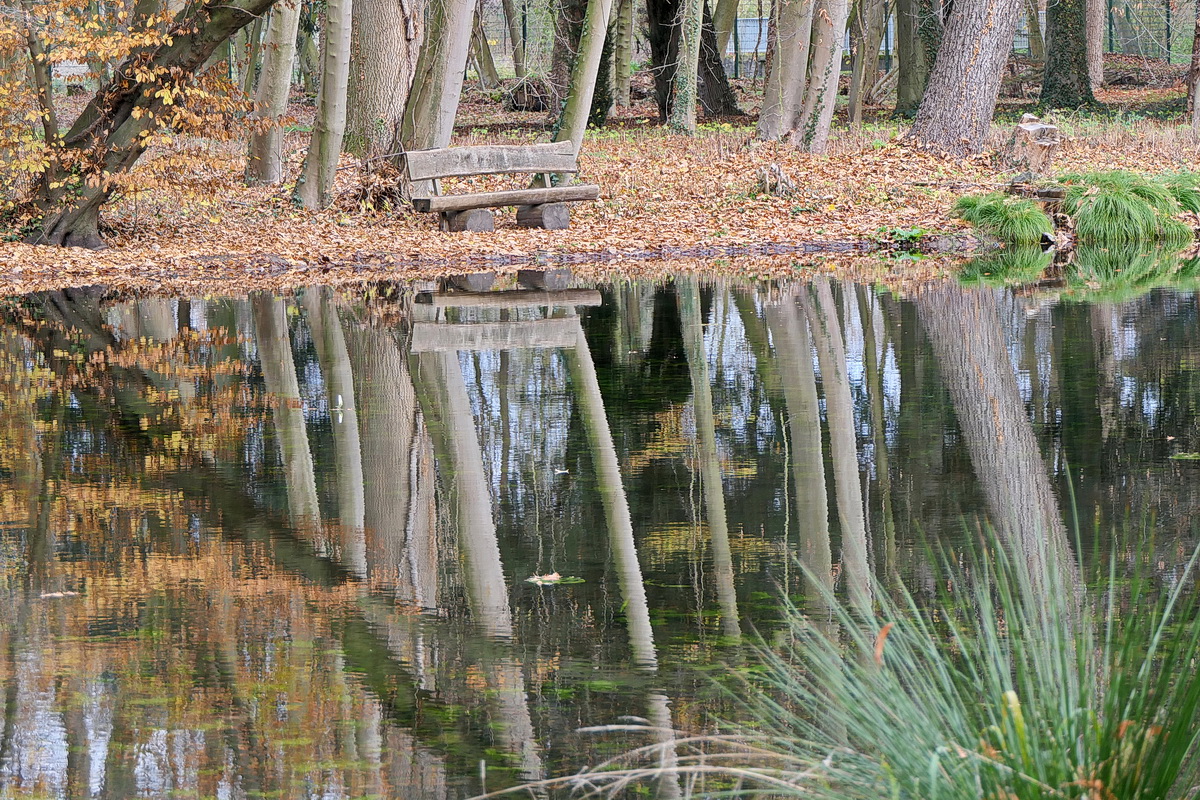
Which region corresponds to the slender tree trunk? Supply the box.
[668,0,704,131]
[849,0,888,123]
[1086,0,1104,88]
[1041,0,1096,107]
[470,6,502,88]
[550,0,589,102]
[21,4,58,145]
[1188,0,1200,122]
[613,0,634,104]
[500,0,529,77]
[554,0,616,153]
[298,18,321,93]
[758,0,814,139]
[296,0,353,209]
[399,0,475,150]
[1027,0,1045,59]
[894,0,929,114]
[907,0,1023,155]
[345,0,424,159]
[713,0,740,51]
[246,0,302,184]
[24,0,282,248]
[699,0,743,115]
[242,16,265,96]
[793,0,850,151]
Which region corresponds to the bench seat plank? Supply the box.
[404,141,580,181]
[410,318,578,352]
[412,185,600,213]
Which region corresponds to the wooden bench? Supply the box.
[402,140,600,233]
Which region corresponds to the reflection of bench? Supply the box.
[402,141,600,233]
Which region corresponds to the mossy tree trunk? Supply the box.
[25,0,281,249]
[554,0,616,152]
[668,0,703,131]
[1027,0,1045,59]
[613,0,634,105]
[895,0,930,114]
[344,0,424,159]
[1041,0,1097,108]
[793,0,850,151]
[399,0,475,150]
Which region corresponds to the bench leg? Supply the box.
[442,209,494,232]
[516,203,570,230]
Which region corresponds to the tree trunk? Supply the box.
[895,0,929,114]
[20,3,58,145]
[399,0,474,150]
[344,0,424,159]
[647,0,683,120]
[245,0,302,184]
[793,0,850,151]
[549,0,589,103]
[907,0,1023,155]
[758,0,814,139]
[242,16,265,96]
[1041,0,1096,107]
[296,0,353,209]
[699,0,743,115]
[1188,0,1200,121]
[298,15,321,93]
[849,0,888,123]
[1027,0,1045,60]
[668,0,703,131]
[713,0,740,52]
[500,0,529,77]
[470,6,502,88]
[24,0,281,249]
[554,0,616,154]
[1086,0,1104,88]
[613,0,634,104]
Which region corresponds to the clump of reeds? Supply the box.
[959,245,1053,287]
[953,193,1053,245]
[1060,170,1194,246]
[522,528,1200,799]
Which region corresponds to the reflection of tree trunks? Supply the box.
[1090,304,1120,443]
[916,285,1073,582]
[857,285,896,580]
[646,693,682,799]
[677,279,741,639]
[411,351,512,639]
[802,279,871,615]
[764,297,832,595]
[252,296,323,531]
[563,317,658,668]
[344,321,437,603]
[304,290,367,575]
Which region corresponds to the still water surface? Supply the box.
[0,273,1196,798]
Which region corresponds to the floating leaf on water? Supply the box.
[525,573,585,585]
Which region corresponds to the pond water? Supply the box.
[0,271,1197,798]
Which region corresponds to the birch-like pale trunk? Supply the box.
[758,0,815,139]
[246,1,302,184]
[400,0,475,151]
[296,0,353,209]
[848,0,888,123]
[470,5,502,88]
[712,0,740,51]
[667,0,703,132]
[554,0,616,154]
[345,0,424,159]
[793,0,850,151]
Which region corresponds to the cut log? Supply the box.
[416,289,603,307]
[447,272,497,291]
[410,318,579,352]
[442,209,494,232]
[403,140,580,181]
[517,268,573,290]
[415,185,600,213]
[516,204,571,230]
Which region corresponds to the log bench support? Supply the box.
[402,140,599,233]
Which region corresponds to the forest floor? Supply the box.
[2,58,1198,296]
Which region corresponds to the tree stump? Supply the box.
[1010,114,1061,178]
[442,209,494,232]
[516,203,571,230]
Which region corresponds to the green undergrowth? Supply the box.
[953,193,1052,245]
[958,245,1054,288]
[1060,171,1194,246]
[543,525,1200,799]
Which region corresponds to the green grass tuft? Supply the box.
[1065,244,1195,303]
[953,193,1052,245]
[1161,172,1200,214]
[959,246,1053,288]
[1060,170,1193,245]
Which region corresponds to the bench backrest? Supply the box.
[403,140,578,181]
